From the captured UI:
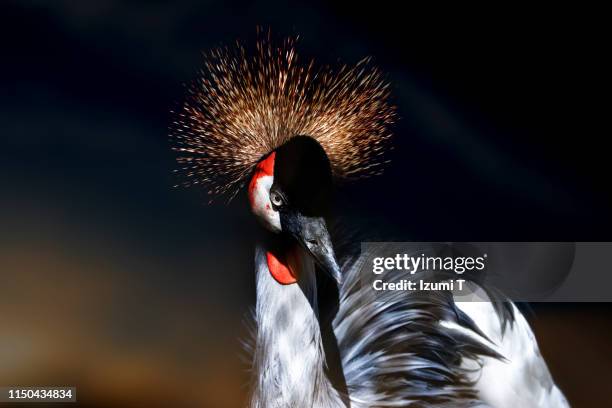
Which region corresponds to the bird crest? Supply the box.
[170,33,396,202]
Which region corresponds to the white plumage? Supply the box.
[445,298,569,407]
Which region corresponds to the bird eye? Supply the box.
[270,190,284,208]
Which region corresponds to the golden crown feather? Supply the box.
[170,33,396,202]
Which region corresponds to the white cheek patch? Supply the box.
[251,175,281,232]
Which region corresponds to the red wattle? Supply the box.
[266,250,297,285]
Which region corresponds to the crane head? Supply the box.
[171,36,396,286]
[248,136,341,285]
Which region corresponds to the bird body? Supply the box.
[172,34,569,407]
[249,244,569,407]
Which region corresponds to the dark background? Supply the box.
[1,1,610,407]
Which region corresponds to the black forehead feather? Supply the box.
[273,136,333,215]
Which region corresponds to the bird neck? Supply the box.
[250,242,344,408]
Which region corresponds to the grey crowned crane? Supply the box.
[172,37,569,408]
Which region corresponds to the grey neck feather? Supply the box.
[249,244,345,408]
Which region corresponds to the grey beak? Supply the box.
[282,212,342,285]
